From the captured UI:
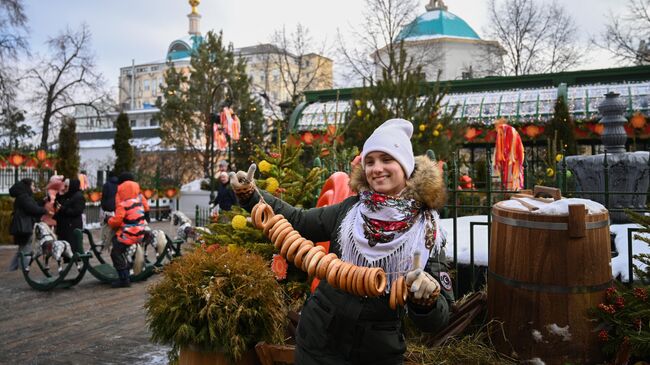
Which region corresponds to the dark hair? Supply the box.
[118,171,135,184]
[20,178,34,187]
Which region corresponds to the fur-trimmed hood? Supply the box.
[349,155,447,210]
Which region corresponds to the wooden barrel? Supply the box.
[488,201,610,365]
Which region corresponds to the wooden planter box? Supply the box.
[180,345,261,365]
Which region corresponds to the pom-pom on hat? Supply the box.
[361,118,415,177]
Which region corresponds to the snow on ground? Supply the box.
[181,178,205,192]
[440,215,649,281]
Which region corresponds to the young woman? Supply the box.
[231,119,454,365]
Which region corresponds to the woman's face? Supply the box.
[364,151,407,196]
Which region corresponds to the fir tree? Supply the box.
[346,44,461,161]
[590,210,650,359]
[253,143,326,208]
[57,117,79,179]
[112,112,134,175]
[158,31,265,177]
[628,210,650,283]
[546,96,577,156]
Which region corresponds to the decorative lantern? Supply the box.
[8,153,24,167]
[594,123,605,135]
[465,127,479,141]
[42,159,54,170]
[25,157,38,168]
[142,189,154,199]
[302,131,314,145]
[630,112,646,129]
[286,134,301,147]
[36,149,47,161]
[320,147,330,157]
[525,125,541,139]
[164,188,178,199]
[89,191,102,202]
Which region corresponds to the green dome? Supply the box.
[396,10,480,42]
[166,34,203,60]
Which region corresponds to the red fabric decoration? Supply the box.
[493,122,525,190]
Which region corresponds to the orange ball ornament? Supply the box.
[630,112,646,129]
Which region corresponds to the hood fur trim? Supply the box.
[349,155,446,210]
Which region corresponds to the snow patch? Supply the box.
[531,329,543,343]
[499,198,606,215]
[525,358,545,365]
[420,10,441,21]
[181,179,205,192]
[546,323,572,341]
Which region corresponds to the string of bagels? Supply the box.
[249,191,409,310]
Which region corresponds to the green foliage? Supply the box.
[345,44,460,161]
[113,112,134,175]
[145,246,287,363]
[253,143,326,208]
[0,196,13,244]
[546,96,577,156]
[0,107,33,150]
[590,210,650,360]
[57,117,79,179]
[158,31,265,177]
[628,210,650,283]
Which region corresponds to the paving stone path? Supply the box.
[0,222,178,365]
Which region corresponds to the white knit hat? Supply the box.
[361,118,415,177]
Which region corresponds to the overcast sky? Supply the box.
[22,0,622,95]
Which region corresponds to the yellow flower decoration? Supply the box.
[546,168,555,177]
[555,154,564,162]
[418,124,426,132]
[231,215,247,230]
[356,110,363,117]
[354,99,362,107]
[436,123,443,130]
[265,177,280,194]
[432,130,440,137]
[258,160,272,173]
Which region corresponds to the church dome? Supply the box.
[396,8,480,42]
[166,34,203,60]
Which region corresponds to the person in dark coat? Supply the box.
[7,178,48,271]
[54,178,85,254]
[101,171,118,213]
[230,119,454,365]
[212,172,237,211]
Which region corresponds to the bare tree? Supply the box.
[486,0,583,75]
[24,23,109,149]
[269,24,332,108]
[337,0,425,85]
[595,0,650,64]
[0,0,28,108]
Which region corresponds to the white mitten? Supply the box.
[405,251,441,305]
[228,164,257,201]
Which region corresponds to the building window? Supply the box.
[150,118,158,126]
[130,120,137,127]
[144,79,150,92]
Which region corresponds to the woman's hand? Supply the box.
[229,164,257,201]
[405,268,440,302]
[405,251,441,307]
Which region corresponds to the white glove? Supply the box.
[229,164,257,200]
[404,251,441,301]
[405,268,440,300]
